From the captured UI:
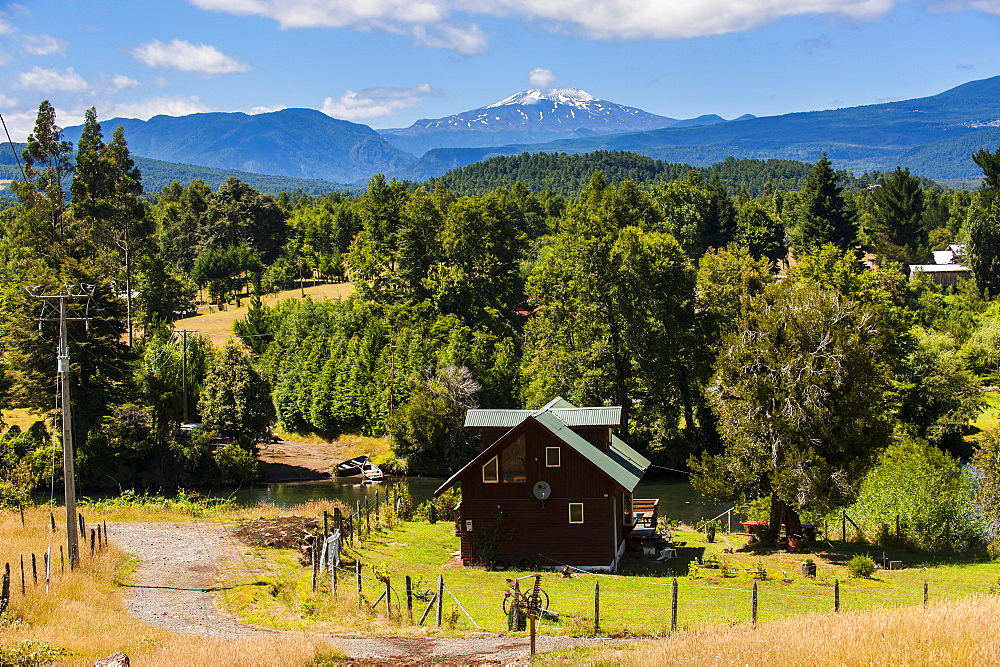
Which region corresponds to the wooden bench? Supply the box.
[632,498,659,528]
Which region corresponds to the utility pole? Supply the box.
[28,284,95,570]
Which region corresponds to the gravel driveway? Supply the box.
[110,521,631,663]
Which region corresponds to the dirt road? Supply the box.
[111,521,631,663]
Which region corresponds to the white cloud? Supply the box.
[21,34,68,56]
[131,39,250,75]
[411,23,488,54]
[968,0,1000,13]
[529,67,556,88]
[249,104,286,114]
[321,83,443,120]
[188,0,901,48]
[0,17,14,35]
[110,74,142,91]
[105,95,211,120]
[17,66,88,93]
[0,94,19,109]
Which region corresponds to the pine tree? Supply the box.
[791,155,856,252]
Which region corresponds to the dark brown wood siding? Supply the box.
[455,418,626,567]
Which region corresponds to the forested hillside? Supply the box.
[3,103,1000,543]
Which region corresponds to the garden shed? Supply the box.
[434,397,654,572]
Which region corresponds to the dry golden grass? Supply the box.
[1,408,48,432]
[0,506,342,665]
[177,282,354,346]
[571,596,1000,665]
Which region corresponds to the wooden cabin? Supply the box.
[434,397,654,572]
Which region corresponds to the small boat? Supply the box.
[336,454,370,476]
[335,454,384,481]
[360,458,384,482]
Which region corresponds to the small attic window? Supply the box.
[545,447,561,467]
[502,434,526,483]
[483,456,499,483]
[569,503,584,524]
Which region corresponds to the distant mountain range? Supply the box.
[377,88,748,156]
[61,108,413,184]
[42,75,1000,188]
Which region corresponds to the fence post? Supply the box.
[90,529,95,556]
[19,556,25,594]
[671,577,678,632]
[79,513,85,538]
[751,581,758,626]
[406,575,413,622]
[49,511,55,533]
[356,561,362,606]
[594,581,600,635]
[44,549,50,589]
[31,553,37,585]
[1,562,10,615]
[310,539,318,592]
[19,505,24,527]
[385,578,392,617]
[834,579,840,612]
[97,524,102,549]
[60,546,64,574]
[436,575,444,627]
[923,581,928,606]
[529,612,536,656]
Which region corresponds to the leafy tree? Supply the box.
[960,313,1000,383]
[524,177,697,446]
[387,364,481,473]
[690,279,897,540]
[965,196,1000,297]
[234,293,275,354]
[972,428,1000,555]
[734,199,785,263]
[896,328,983,446]
[198,341,275,449]
[13,100,74,262]
[849,438,978,551]
[791,155,856,252]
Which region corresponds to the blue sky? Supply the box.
[0,0,997,141]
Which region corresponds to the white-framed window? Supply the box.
[545,446,561,467]
[483,456,499,483]
[569,502,584,524]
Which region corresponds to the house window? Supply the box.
[569,503,584,524]
[502,434,526,483]
[483,456,499,483]
[545,446,561,467]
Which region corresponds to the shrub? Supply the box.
[849,438,980,551]
[847,554,877,578]
[214,442,263,484]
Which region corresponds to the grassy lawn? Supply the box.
[217,517,1000,637]
[969,390,1000,441]
[176,282,354,346]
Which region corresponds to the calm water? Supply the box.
[223,474,732,525]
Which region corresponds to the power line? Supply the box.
[0,112,27,183]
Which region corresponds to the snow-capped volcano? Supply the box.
[379,88,679,156]
[487,88,600,108]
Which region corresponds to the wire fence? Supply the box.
[288,501,944,636]
[1,510,110,615]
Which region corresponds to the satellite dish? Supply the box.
[533,481,552,500]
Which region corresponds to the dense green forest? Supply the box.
[3,102,1000,549]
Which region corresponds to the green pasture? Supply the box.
[218,519,1000,637]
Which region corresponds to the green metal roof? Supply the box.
[464,404,621,429]
[438,397,647,496]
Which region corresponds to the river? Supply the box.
[225,474,733,526]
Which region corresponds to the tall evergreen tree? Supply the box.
[867,167,927,265]
[791,155,856,252]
